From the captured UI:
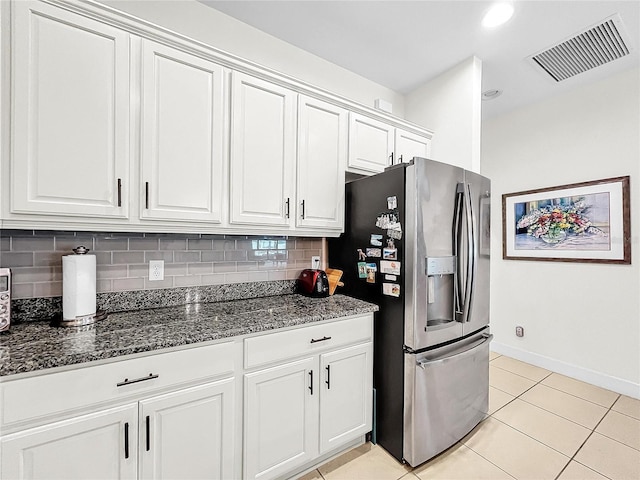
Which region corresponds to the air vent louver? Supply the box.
[530,15,631,82]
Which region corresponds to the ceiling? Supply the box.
[199,1,640,119]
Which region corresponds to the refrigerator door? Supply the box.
[402,330,491,466]
[406,158,464,351]
[463,169,491,336]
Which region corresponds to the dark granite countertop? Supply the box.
[0,294,378,378]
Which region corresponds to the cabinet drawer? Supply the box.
[1,342,235,428]
[244,314,372,369]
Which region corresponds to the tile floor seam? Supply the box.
[553,395,623,480]
[515,395,608,431]
[454,440,518,480]
[491,363,550,382]
[541,380,620,409]
[489,415,575,464]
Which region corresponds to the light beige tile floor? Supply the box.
[297,353,640,480]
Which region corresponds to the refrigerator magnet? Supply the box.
[387,196,397,210]
[366,248,382,258]
[357,262,367,278]
[380,260,401,275]
[382,283,400,297]
[370,234,383,247]
[366,265,377,283]
[384,274,397,281]
[357,249,367,261]
[388,229,402,240]
[383,248,397,260]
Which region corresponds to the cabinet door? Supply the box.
[230,72,296,226]
[140,39,225,223]
[244,357,318,480]
[296,96,347,230]
[319,343,373,454]
[11,1,130,218]
[139,379,235,480]
[0,404,137,480]
[347,113,394,174]
[394,128,431,164]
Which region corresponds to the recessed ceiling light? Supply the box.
[482,2,514,28]
[482,89,503,100]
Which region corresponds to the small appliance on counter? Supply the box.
[0,268,11,333]
[297,269,330,297]
[56,246,107,327]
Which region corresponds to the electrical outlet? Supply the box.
[515,325,524,337]
[149,260,164,281]
[311,256,321,269]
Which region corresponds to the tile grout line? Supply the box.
[553,392,621,480]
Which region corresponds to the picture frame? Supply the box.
[502,176,630,264]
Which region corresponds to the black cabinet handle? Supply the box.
[285,198,290,218]
[124,422,129,459]
[310,336,332,344]
[145,182,150,209]
[325,365,331,389]
[389,152,394,165]
[301,200,305,219]
[308,370,313,395]
[117,178,122,207]
[399,154,403,163]
[146,415,150,451]
[116,373,159,387]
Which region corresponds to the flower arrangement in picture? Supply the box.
[516,199,606,244]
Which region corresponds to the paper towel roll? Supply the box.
[63,253,96,320]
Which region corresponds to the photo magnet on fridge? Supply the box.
[387,196,398,210]
[379,260,401,275]
[366,248,382,258]
[370,234,383,247]
[382,248,397,260]
[366,265,377,283]
[382,283,400,297]
[357,262,367,278]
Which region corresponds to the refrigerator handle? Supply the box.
[453,183,465,319]
[417,334,492,368]
[463,183,477,323]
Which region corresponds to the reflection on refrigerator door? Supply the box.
[403,331,492,467]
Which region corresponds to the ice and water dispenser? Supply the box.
[425,256,456,328]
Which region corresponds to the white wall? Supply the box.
[98,0,405,116]
[404,56,482,172]
[482,67,640,398]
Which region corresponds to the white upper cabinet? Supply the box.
[394,128,431,164]
[140,39,226,224]
[229,72,297,227]
[10,1,130,218]
[347,113,394,174]
[348,113,432,174]
[296,96,348,231]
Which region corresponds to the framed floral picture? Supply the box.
[502,176,630,264]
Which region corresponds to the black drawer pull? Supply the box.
[310,336,332,344]
[117,373,159,387]
[309,370,313,395]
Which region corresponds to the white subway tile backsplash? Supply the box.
[1,230,322,299]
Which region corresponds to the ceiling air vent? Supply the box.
[529,14,631,82]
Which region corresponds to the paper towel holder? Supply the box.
[54,246,108,328]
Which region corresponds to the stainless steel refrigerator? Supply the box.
[329,157,492,467]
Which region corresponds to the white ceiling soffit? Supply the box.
[529,14,632,82]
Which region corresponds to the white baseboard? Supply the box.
[491,341,640,400]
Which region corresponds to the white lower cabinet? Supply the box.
[140,379,235,480]
[0,404,139,480]
[243,315,374,480]
[319,344,373,454]
[244,357,318,480]
[0,378,235,480]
